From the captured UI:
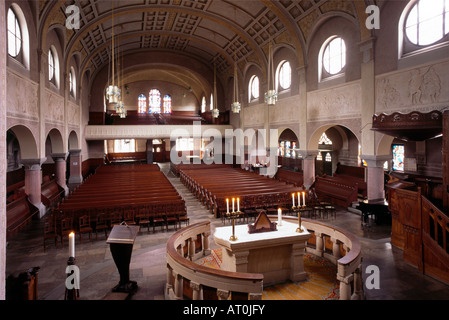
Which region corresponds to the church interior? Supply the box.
[1,0,449,304]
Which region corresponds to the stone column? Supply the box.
[298,150,319,189]
[22,158,47,218]
[315,232,324,257]
[190,281,203,300]
[68,149,83,187]
[52,153,69,196]
[338,274,353,300]
[202,231,211,256]
[362,154,391,203]
[173,272,183,300]
[146,139,153,164]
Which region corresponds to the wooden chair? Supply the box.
[58,217,73,247]
[95,213,109,239]
[136,207,150,232]
[152,205,166,232]
[43,215,58,251]
[123,209,137,225]
[78,215,93,242]
[109,210,122,228]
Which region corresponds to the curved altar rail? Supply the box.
[165,217,363,300]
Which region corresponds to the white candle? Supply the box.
[226,198,229,213]
[278,208,282,225]
[232,198,235,212]
[298,192,301,206]
[292,193,295,207]
[69,232,75,258]
[237,198,240,212]
[303,192,306,206]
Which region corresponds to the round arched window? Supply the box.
[48,49,55,81]
[7,8,22,57]
[322,37,346,75]
[405,0,449,46]
[249,75,259,101]
[277,61,291,90]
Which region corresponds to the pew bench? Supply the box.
[313,177,358,208]
[6,196,39,240]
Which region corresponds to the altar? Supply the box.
[213,219,311,286]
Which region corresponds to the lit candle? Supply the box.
[292,193,295,207]
[278,208,282,226]
[303,192,306,206]
[232,197,235,212]
[237,198,240,212]
[69,232,75,258]
[298,192,301,207]
[226,198,229,213]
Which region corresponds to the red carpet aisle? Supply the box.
[196,249,339,300]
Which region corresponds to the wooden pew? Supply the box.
[41,180,64,209]
[313,176,358,207]
[274,168,303,187]
[6,196,39,240]
[334,164,367,197]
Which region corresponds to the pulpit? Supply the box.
[106,224,139,293]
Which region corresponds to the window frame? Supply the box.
[7,7,22,58]
[276,60,292,92]
[248,75,259,103]
[319,36,347,81]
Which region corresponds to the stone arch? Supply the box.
[46,128,65,154]
[68,130,79,150]
[376,133,395,156]
[7,125,38,160]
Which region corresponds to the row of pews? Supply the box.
[46,164,187,247]
[179,165,301,220]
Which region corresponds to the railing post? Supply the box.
[331,237,341,259]
[316,232,324,257]
[203,231,211,256]
[249,293,262,300]
[191,281,203,300]
[174,272,183,300]
[217,289,230,300]
[338,273,353,300]
[188,237,195,261]
[351,264,364,300]
[166,264,173,295]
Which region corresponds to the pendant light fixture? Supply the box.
[264,39,277,106]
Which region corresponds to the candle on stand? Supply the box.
[292,193,295,207]
[69,232,75,258]
[237,198,240,212]
[302,191,306,206]
[232,197,235,212]
[278,208,282,226]
[226,198,229,213]
[298,192,301,207]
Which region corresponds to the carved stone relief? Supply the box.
[45,89,64,124]
[244,104,265,126]
[307,81,361,121]
[68,101,80,126]
[376,60,448,112]
[7,71,38,120]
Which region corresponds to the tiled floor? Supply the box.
[5,163,449,300]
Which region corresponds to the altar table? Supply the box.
[213,220,311,286]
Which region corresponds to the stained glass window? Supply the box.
[318,132,332,145]
[149,89,161,113]
[7,8,21,57]
[325,152,332,162]
[138,94,147,113]
[163,94,172,113]
[392,145,405,171]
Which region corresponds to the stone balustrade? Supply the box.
[165,217,363,300]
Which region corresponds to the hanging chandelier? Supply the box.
[212,60,220,118]
[106,2,120,104]
[231,59,241,113]
[264,40,277,106]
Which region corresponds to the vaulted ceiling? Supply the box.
[39,0,371,94]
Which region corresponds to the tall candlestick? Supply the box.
[232,197,235,212]
[278,208,282,226]
[298,192,301,206]
[226,198,229,213]
[302,191,306,206]
[237,198,240,212]
[292,193,295,207]
[69,232,75,258]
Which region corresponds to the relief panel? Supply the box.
[7,71,38,120]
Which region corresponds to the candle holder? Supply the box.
[226,210,240,241]
[64,256,79,300]
[296,211,304,233]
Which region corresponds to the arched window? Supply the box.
[138,94,147,113]
[320,36,346,80]
[248,75,259,102]
[404,0,449,46]
[149,89,161,113]
[163,94,172,113]
[325,152,332,162]
[276,60,291,91]
[201,96,206,113]
[210,93,214,111]
[69,67,76,98]
[317,152,323,161]
[318,132,333,145]
[7,8,21,58]
[48,49,55,81]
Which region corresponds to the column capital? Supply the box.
[298,149,319,160]
[69,149,82,156]
[360,154,390,168]
[51,152,69,161]
[21,157,47,170]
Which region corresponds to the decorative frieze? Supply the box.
[7,71,39,120]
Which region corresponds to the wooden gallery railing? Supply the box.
[165,217,363,300]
